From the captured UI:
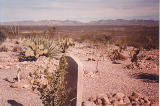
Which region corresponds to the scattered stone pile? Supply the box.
[82,92,157,106]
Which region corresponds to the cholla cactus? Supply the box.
[58,37,75,53]
[129,49,140,63]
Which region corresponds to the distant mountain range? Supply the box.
[0,19,158,26]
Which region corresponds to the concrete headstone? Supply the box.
[65,55,83,106]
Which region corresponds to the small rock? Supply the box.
[118,99,124,104]
[88,97,93,102]
[96,99,102,105]
[22,83,30,89]
[98,94,111,105]
[112,100,120,106]
[105,105,113,106]
[88,96,97,102]
[134,98,139,102]
[113,92,125,100]
[93,97,97,102]
[123,96,131,104]
[143,97,150,104]
[120,103,132,106]
[143,103,150,106]
[151,103,159,106]
[129,92,142,102]
[139,99,145,105]
[132,102,139,106]
[132,92,143,98]
[149,98,158,104]
[109,97,116,104]
[88,58,96,61]
[82,101,96,106]
[107,93,112,98]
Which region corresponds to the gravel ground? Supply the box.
[0,40,158,105]
[70,43,159,102]
[0,68,42,106]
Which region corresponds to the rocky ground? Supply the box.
[70,42,159,106]
[82,92,158,106]
[0,38,159,106]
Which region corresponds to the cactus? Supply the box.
[25,49,34,57]
[59,37,75,53]
[129,49,140,63]
[19,40,51,61]
[19,35,75,61]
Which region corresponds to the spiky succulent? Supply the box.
[58,37,75,53]
[19,36,61,61]
[19,35,75,61]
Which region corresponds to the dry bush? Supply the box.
[109,49,127,61]
[44,26,56,37]
[0,29,7,44]
[1,26,20,39]
[12,46,22,53]
[74,32,113,44]
[126,34,159,50]
[73,25,158,50]
[0,46,8,52]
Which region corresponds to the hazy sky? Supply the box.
[0,0,159,22]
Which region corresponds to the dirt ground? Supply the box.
[0,39,158,106]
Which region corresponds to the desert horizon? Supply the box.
[0,0,159,106]
[0,19,159,26]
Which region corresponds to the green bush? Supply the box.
[32,55,70,106]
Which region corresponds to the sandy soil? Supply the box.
[0,39,158,105]
[69,43,159,102]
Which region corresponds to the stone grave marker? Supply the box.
[65,55,83,106]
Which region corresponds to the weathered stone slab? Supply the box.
[65,55,83,106]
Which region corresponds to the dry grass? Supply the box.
[73,25,159,50]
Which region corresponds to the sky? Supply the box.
[0,0,159,22]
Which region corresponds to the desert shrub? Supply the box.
[0,46,8,52]
[2,26,20,39]
[109,49,126,62]
[125,32,159,50]
[111,33,158,50]
[44,26,56,37]
[15,41,19,44]
[129,50,140,63]
[0,25,24,40]
[32,55,70,106]
[105,34,112,42]
[0,30,7,44]
[9,25,20,37]
[75,32,114,44]
[58,37,75,53]
[127,49,146,69]
[12,46,22,53]
[74,33,93,43]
